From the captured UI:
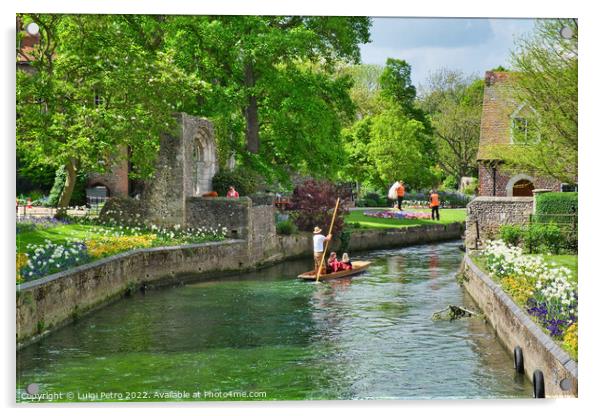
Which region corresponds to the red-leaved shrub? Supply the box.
[291,179,349,237]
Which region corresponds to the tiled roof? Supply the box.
[477,71,519,160]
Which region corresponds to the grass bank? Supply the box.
[345,208,466,229]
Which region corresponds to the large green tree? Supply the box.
[17,14,198,208]
[166,16,371,181]
[419,69,484,184]
[341,59,436,190]
[493,19,578,183]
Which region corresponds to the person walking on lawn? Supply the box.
[396,180,405,210]
[313,226,332,275]
[429,189,440,220]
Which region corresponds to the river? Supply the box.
[17,240,531,401]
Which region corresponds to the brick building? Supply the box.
[476,71,562,197]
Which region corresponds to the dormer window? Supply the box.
[511,103,539,144]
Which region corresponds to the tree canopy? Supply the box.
[493,19,578,184]
[17,14,198,207]
[419,69,484,185]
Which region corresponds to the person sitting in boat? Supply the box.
[340,253,353,270]
[327,252,342,273]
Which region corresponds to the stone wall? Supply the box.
[186,197,252,239]
[141,123,186,226]
[462,256,577,397]
[465,196,533,250]
[340,222,465,251]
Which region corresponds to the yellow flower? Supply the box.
[86,235,157,258]
[500,275,534,306]
[563,323,578,360]
[16,253,27,283]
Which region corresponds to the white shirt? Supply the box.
[313,234,326,253]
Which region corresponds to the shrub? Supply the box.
[276,220,298,236]
[211,167,260,196]
[338,228,352,253]
[523,223,564,254]
[534,192,578,225]
[500,224,524,247]
[291,179,348,237]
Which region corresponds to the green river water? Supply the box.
[17,241,532,401]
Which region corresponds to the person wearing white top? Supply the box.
[312,226,332,274]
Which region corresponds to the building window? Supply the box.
[511,103,540,144]
[561,183,577,192]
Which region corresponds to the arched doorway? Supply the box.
[512,179,534,196]
[192,126,217,196]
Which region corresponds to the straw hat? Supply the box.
[342,253,350,262]
[313,226,322,234]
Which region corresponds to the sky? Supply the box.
[360,17,536,87]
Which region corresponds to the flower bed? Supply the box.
[363,210,431,220]
[16,217,228,284]
[480,240,578,359]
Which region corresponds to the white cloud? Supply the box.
[361,18,536,85]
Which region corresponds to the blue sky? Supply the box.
[360,17,536,87]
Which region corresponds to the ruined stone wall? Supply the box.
[247,195,278,261]
[141,124,186,226]
[465,196,533,250]
[185,197,251,239]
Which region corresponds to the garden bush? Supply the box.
[500,224,524,247]
[534,192,578,225]
[276,220,298,236]
[211,166,260,196]
[523,223,564,254]
[291,179,348,237]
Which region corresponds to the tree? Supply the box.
[419,69,484,184]
[341,64,383,120]
[379,58,431,133]
[368,109,436,189]
[167,16,371,181]
[16,14,199,208]
[493,19,578,183]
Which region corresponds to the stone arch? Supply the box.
[506,173,535,197]
[192,125,218,196]
[88,182,111,197]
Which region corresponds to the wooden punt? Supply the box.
[297,261,371,281]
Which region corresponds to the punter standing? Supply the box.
[313,226,332,274]
[429,189,440,220]
[396,180,405,210]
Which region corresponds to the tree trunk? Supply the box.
[244,63,260,154]
[57,158,77,210]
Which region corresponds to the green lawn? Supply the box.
[16,224,115,253]
[345,208,466,229]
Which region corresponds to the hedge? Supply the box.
[534,192,578,225]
